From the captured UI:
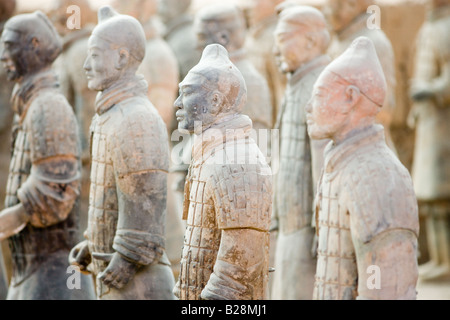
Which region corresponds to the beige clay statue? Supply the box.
[173,44,272,300]
[0,10,95,299]
[158,0,200,81]
[271,5,330,300]
[408,0,450,281]
[0,0,16,300]
[307,36,419,300]
[112,0,184,279]
[194,4,272,131]
[68,6,175,300]
[236,0,286,127]
[324,0,398,154]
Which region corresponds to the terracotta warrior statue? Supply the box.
[408,0,450,281]
[194,4,272,131]
[158,0,200,81]
[112,0,184,279]
[271,5,330,300]
[68,6,175,300]
[173,44,272,300]
[0,0,16,300]
[113,0,179,130]
[307,37,419,300]
[236,0,286,127]
[324,0,397,154]
[0,10,95,300]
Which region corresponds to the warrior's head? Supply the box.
[157,0,191,24]
[236,0,283,27]
[194,4,247,54]
[174,44,247,134]
[112,0,157,24]
[305,36,386,144]
[1,10,62,82]
[83,5,146,91]
[274,5,330,74]
[324,0,374,33]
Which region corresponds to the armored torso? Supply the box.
[274,55,329,234]
[176,115,272,300]
[5,70,80,287]
[313,125,419,300]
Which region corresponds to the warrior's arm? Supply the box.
[98,117,170,289]
[17,156,80,228]
[16,98,80,229]
[112,169,168,266]
[201,168,271,300]
[201,228,268,300]
[354,229,419,300]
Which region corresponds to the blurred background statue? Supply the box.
[158,0,200,81]
[0,10,95,299]
[236,0,286,128]
[272,5,330,300]
[50,0,97,238]
[0,0,16,300]
[408,0,450,281]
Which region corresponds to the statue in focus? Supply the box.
[0,10,95,300]
[69,6,176,300]
[173,44,272,300]
[408,0,450,281]
[194,4,272,131]
[113,0,184,279]
[271,5,330,300]
[307,37,419,300]
[324,0,398,154]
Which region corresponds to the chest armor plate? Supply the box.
[178,163,221,300]
[313,171,357,300]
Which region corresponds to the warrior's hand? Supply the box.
[69,240,92,275]
[0,203,29,241]
[97,252,139,289]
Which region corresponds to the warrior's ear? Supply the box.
[210,91,225,115]
[30,37,39,50]
[116,47,130,70]
[343,85,361,114]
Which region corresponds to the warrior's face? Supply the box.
[1,29,31,82]
[324,0,369,33]
[84,34,122,91]
[174,72,221,134]
[305,70,351,141]
[273,22,310,74]
[157,0,190,23]
[194,20,220,51]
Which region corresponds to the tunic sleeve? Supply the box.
[17,92,80,228]
[110,109,170,266]
[201,164,271,300]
